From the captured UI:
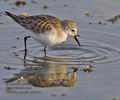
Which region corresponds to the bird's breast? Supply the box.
[30,30,68,46]
[47,32,68,45]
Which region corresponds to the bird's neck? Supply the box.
[61,20,69,35]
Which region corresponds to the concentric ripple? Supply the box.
[17,43,120,65]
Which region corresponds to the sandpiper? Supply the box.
[5,11,80,57]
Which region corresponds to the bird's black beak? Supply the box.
[74,35,81,46]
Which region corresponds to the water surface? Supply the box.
[0,0,120,100]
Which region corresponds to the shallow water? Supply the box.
[0,0,120,100]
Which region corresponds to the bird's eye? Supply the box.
[71,29,75,32]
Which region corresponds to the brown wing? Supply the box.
[23,15,62,33]
[5,11,62,33]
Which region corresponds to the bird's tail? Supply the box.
[5,11,21,23]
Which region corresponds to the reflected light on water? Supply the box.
[5,57,78,94]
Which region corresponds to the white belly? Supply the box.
[31,32,68,46]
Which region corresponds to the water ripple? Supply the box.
[17,43,120,65]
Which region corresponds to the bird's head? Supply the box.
[61,20,80,46]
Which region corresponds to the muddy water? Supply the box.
[0,0,120,100]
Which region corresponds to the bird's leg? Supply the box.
[24,36,31,59]
[44,45,47,56]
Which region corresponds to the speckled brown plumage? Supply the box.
[5,11,80,47]
[5,12,62,34]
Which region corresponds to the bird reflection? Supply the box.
[5,56,77,88]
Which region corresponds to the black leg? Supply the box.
[44,45,47,56]
[24,36,31,59]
